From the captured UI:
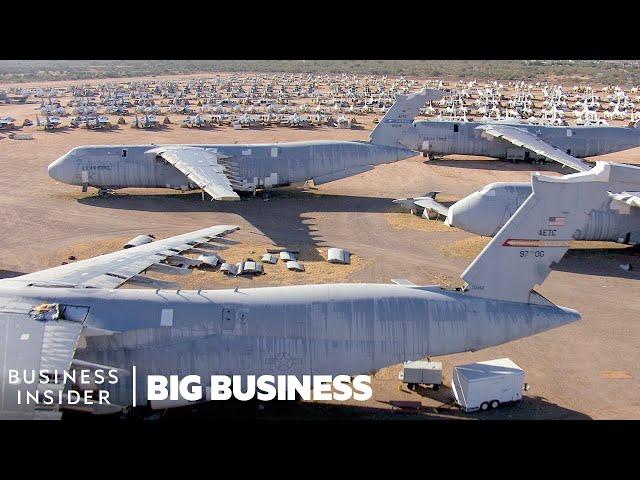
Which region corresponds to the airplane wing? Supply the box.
[476,124,591,172]
[2,225,239,289]
[0,225,238,419]
[413,197,449,217]
[609,191,640,208]
[147,146,240,201]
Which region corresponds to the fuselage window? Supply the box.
[453,124,459,133]
[122,149,128,158]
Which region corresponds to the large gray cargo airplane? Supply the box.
[388,118,640,172]
[47,89,439,200]
[444,163,640,244]
[2,162,629,419]
[394,162,640,245]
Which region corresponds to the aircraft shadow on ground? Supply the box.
[0,270,26,279]
[400,384,592,420]
[553,248,640,279]
[426,158,582,174]
[78,189,395,261]
[38,128,73,135]
[63,385,591,421]
[76,190,639,276]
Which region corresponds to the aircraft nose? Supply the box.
[446,192,506,237]
[445,196,472,231]
[48,154,69,182]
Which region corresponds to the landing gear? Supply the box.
[407,382,440,391]
[422,152,442,161]
[97,189,114,197]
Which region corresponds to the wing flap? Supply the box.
[477,124,591,172]
[150,146,240,201]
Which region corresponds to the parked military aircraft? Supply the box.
[386,118,640,172]
[395,162,640,245]
[445,165,640,244]
[131,114,159,129]
[36,114,62,130]
[0,116,16,130]
[1,162,629,418]
[48,89,441,200]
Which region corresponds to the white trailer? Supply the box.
[398,360,443,390]
[451,358,526,412]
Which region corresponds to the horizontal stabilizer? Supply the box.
[609,191,640,208]
[414,197,449,217]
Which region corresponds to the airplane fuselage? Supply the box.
[401,120,640,160]
[446,182,640,243]
[1,283,578,408]
[48,141,416,193]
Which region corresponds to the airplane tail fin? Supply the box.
[369,88,444,148]
[461,161,640,304]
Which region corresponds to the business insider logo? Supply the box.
[8,369,119,406]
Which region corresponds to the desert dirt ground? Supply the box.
[1,78,640,420]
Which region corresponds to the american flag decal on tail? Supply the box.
[548,216,566,226]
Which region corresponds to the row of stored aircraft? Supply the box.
[2,88,640,418]
[48,88,640,199]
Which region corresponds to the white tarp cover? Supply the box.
[261,253,278,264]
[280,251,296,262]
[327,248,350,264]
[197,254,220,267]
[286,261,305,272]
[242,261,264,274]
[220,262,237,275]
